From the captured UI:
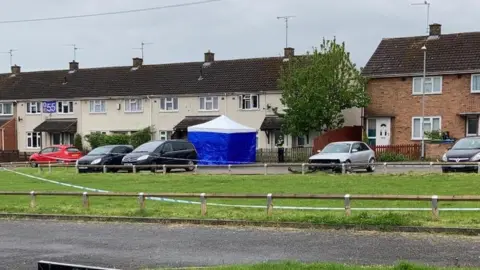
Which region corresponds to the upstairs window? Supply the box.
[27,102,41,114]
[199,96,218,111]
[57,101,73,114]
[239,94,260,110]
[412,77,442,95]
[160,97,178,111]
[471,74,480,93]
[89,100,106,113]
[125,99,143,113]
[0,103,13,115]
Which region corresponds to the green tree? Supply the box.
[73,133,84,151]
[277,38,369,136]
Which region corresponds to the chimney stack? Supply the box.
[132,57,143,67]
[284,47,295,58]
[11,65,20,74]
[69,61,79,71]
[429,23,441,36]
[204,50,214,62]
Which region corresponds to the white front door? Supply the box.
[376,117,391,146]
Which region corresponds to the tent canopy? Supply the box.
[188,115,256,133]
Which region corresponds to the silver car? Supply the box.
[308,141,376,172]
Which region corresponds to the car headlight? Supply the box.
[442,153,447,162]
[471,153,480,161]
[91,158,102,165]
[137,155,149,161]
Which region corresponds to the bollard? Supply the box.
[383,162,387,174]
[344,194,351,216]
[75,163,79,174]
[194,165,198,175]
[301,163,305,175]
[264,163,268,175]
[429,162,433,173]
[82,192,89,209]
[48,163,52,173]
[132,165,137,174]
[163,164,166,175]
[266,193,273,216]
[200,193,207,216]
[341,163,346,174]
[38,165,42,173]
[431,195,439,220]
[30,191,36,208]
[228,164,232,174]
[138,192,145,211]
[103,165,107,174]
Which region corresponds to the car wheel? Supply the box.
[366,158,375,172]
[344,160,352,173]
[185,160,195,171]
[30,161,38,168]
[150,162,157,173]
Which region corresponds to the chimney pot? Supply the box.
[132,57,143,67]
[69,61,79,71]
[284,47,295,58]
[11,65,20,74]
[204,50,214,62]
[429,23,441,36]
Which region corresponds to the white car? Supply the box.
[308,141,376,173]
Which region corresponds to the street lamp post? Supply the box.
[421,45,427,160]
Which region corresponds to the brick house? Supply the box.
[362,23,480,157]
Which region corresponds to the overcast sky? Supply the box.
[0,0,478,73]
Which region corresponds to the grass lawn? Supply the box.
[148,261,479,270]
[0,168,479,228]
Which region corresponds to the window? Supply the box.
[466,116,479,136]
[472,75,480,93]
[0,103,13,115]
[296,134,309,147]
[160,97,178,111]
[26,132,41,148]
[199,96,218,111]
[162,143,173,153]
[159,131,172,140]
[412,77,442,95]
[366,118,377,146]
[89,100,106,113]
[125,99,143,112]
[27,102,41,114]
[57,101,73,114]
[239,94,259,110]
[412,116,441,140]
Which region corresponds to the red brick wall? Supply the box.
[0,118,17,150]
[366,74,479,144]
[426,143,452,159]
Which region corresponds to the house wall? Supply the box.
[0,118,17,150]
[365,74,479,144]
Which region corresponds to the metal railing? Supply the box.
[3,191,480,220]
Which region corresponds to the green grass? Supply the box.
[148,261,479,269]
[0,168,479,228]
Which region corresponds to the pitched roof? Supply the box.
[173,115,219,131]
[33,118,77,133]
[0,57,284,100]
[362,31,480,78]
[260,116,283,130]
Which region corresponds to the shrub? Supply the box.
[84,132,107,149]
[104,134,130,145]
[130,127,154,148]
[377,151,409,162]
[84,126,154,150]
[73,133,84,151]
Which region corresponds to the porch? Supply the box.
[33,118,77,147]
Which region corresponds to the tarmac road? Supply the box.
[1,220,479,269]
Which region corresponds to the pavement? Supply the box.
[1,220,479,269]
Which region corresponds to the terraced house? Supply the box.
[362,23,480,156]
[0,48,361,152]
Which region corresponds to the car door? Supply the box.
[36,147,54,163]
[158,142,174,165]
[350,143,363,167]
[359,143,373,164]
[110,146,126,165]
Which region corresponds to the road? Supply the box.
[1,220,478,269]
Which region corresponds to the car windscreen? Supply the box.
[87,146,114,155]
[132,141,164,153]
[322,143,351,153]
[451,138,480,150]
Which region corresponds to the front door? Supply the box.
[376,118,391,146]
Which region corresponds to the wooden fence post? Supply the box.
[266,193,273,216]
[82,192,89,209]
[200,193,207,216]
[194,165,198,175]
[163,164,166,175]
[132,165,137,174]
[138,192,145,211]
[431,195,439,220]
[383,162,387,174]
[264,163,268,175]
[48,162,52,173]
[344,194,351,216]
[103,165,107,174]
[301,163,305,175]
[30,191,36,208]
[429,162,433,173]
[228,164,232,174]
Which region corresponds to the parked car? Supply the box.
[121,140,198,172]
[29,145,83,167]
[441,137,480,173]
[308,141,376,173]
[76,145,134,173]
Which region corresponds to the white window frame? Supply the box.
[199,96,219,111]
[124,99,143,113]
[466,116,479,137]
[411,116,442,140]
[471,74,480,93]
[0,103,13,116]
[158,130,172,140]
[412,76,442,95]
[89,100,106,113]
[239,94,260,110]
[160,97,178,112]
[57,101,74,114]
[26,132,41,149]
[26,102,41,114]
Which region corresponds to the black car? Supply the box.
[77,145,134,173]
[121,140,198,172]
[441,137,480,173]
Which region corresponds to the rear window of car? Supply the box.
[66,147,81,152]
[184,142,194,150]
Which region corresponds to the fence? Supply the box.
[256,147,313,163]
[312,126,363,153]
[372,144,421,160]
[3,191,480,220]
[0,151,31,162]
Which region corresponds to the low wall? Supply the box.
[426,143,453,160]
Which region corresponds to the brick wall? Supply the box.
[0,118,17,150]
[366,74,480,144]
[426,143,452,159]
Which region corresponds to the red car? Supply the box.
[29,145,84,167]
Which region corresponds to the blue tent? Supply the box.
[187,115,257,165]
